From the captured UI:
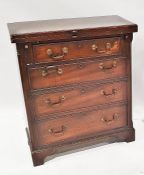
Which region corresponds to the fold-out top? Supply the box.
[7,15,138,43]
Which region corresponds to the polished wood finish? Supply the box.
[31,80,127,119]
[8,15,137,43]
[33,105,127,147]
[29,57,127,90]
[8,15,137,166]
[32,37,121,63]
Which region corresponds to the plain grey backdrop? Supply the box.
[0,0,144,174]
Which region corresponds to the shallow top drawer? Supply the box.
[32,37,123,63]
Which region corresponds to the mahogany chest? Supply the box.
[8,15,137,166]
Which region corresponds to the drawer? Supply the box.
[33,105,127,147]
[32,37,122,63]
[28,57,127,90]
[31,80,127,119]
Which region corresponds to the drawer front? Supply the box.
[28,58,127,90]
[33,105,127,147]
[32,80,127,118]
[32,37,122,63]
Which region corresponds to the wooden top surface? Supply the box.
[8,15,136,36]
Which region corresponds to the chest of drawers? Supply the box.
[8,15,137,166]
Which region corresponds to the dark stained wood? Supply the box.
[32,37,122,63]
[7,15,137,166]
[32,105,127,148]
[31,80,128,119]
[31,127,135,166]
[28,57,127,90]
[8,15,137,43]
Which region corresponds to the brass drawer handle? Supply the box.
[101,89,117,97]
[47,47,68,60]
[41,67,63,77]
[45,95,66,107]
[92,41,119,53]
[92,43,111,53]
[99,60,117,70]
[49,125,66,136]
[101,113,119,125]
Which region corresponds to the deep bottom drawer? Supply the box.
[32,104,127,147]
